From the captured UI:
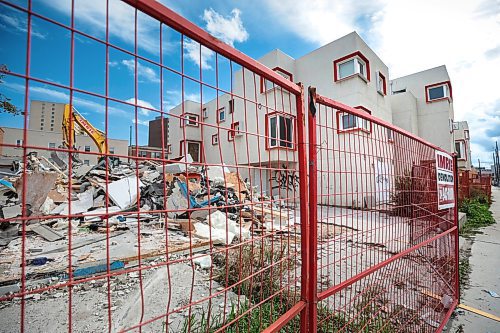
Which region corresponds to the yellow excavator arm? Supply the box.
[62,104,107,155]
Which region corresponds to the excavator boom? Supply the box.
[62,104,107,155]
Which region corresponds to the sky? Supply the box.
[0,0,499,164]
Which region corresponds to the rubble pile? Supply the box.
[0,152,296,299]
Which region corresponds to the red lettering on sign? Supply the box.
[437,154,452,172]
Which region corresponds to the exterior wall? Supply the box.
[128,146,164,159]
[148,116,169,148]
[391,92,419,134]
[454,121,472,170]
[391,65,454,152]
[29,101,65,133]
[0,127,128,165]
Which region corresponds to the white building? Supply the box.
[167,32,464,205]
[453,121,472,170]
[390,65,455,152]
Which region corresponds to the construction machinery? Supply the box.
[51,104,114,168]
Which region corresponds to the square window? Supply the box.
[426,82,451,102]
[334,52,370,81]
[455,141,466,160]
[139,151,147,157]
[182,113,199,127]
[464,130,469,140]
[167,144,172,154]
[48,142,56,149]
[228,99,234,114]
[109,147,115,154]
[203,107,208,119]
[342,114,357,129]
[228,122,241,141]
[16,139,23,147]
[268,114,294,149]
[212,134,219,145]
[83,160,90,166]
[84,145,91,152]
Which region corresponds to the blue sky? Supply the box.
[0,0,499,163]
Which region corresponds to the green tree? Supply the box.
[0,65,23,115]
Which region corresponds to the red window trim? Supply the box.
[333,51,371,82]
[211,134,218,145]
[180,112,200,127]
[464,129,469,140]
[179,140,203,163]
[336,106,372,134]
[260,67,294,94]
[377,71,387,95]
[425,80,453,103]
[228,99,234,114]
[228,121,240,141]
[455,139,467,161]
[264,111,297,151]
[217,107,226,123]
[166,144,172,154]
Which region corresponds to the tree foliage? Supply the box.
[0,64,23,116]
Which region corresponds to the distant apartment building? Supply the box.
[0,101,128,165]
[166,32,464,205]
[453,121,472,170]
[128,116,169,159]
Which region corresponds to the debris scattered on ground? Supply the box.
[482,289,500,298]
[0,151,296,299]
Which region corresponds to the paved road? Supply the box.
[445,186,500,332]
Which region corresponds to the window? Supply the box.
[392,88,406,95]
[217,107,226,123]
[425,81,452,102]
[203,107,208,119]
[48,142,56,149]
[182,113,199,127]
[387,128,394,142]
[337,107,371,133]
[267,114,294,149]
[84,145,91,152]
[212,134,219,145]
[464,130,469,140]
[455,141,466,160]
[40,127,44,130]
[16,139,23,147]
[139,151,147,157]
[334,51,370,81]
[152,152,161,158]
[261,67,293,93]
[109,147,115,154]
[228,99,234,114]
[377,71,387,95]
[83,160,90,166]
[228,122,241,141]
[167,144,172,154]
[180,140,202,162]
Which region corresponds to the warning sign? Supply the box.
[435,151,455,210]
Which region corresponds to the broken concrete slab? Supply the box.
[166,185,189,218]
[194,222,235,245]
[106,176,144,209]
[32,224,64,242]
[2,204,22,219]
[14,171,58,215]
[51,189,94,215]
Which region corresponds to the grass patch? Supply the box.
[459,198,495,236]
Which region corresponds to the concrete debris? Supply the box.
[107,176,144,209]
[31,224,64,242]
[2,204,22,219]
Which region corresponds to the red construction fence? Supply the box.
[458,170,492,203]
[0,1,458,332]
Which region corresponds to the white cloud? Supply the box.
[184,39,215,70]
[125,97,156,116]
[132,118,150,126]
[203,8,249,46]
[0,13,46,39]
[163,90,201,111]
[261,0,500,164]
[183,8,248,69]
[121,59,160,83]
[38,0,162,54]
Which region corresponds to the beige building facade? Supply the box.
[1,101,128,165]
